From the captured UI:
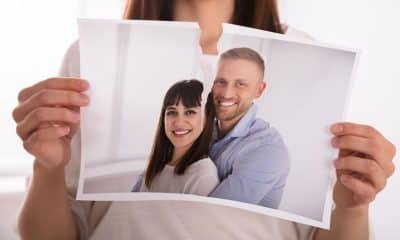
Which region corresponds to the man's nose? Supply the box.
[220,84,235,99]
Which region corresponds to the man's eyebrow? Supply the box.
[235,78,247,82]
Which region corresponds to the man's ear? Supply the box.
[256,80,267,98]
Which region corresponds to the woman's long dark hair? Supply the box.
[144,80,215,188]
[123,0,284,33]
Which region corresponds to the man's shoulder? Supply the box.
[240,119,289,163]
[246,118,283,145]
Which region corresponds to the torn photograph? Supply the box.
[76,19,359,229]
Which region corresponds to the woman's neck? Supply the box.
[169,145,190,166]
[173,0,234,54]
[173,0,234,23]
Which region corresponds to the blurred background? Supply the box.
[0,0,398,239]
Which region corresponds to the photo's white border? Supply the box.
[77,192,329,229]
[76,19,361,230]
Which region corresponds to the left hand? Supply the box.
[331,122,396,209]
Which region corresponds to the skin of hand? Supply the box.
[12,77,90,170]
[331,122,396,210]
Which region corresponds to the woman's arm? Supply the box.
[18,163,79,240]
[13,77,90,240]
[314,122,396,240]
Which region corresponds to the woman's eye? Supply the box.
[166,111,177,116]
[185,110,196,115]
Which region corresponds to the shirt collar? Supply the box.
[214,103,258,141]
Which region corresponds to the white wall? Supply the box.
[281,0,400,239]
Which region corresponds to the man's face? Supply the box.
[212,58,266,124]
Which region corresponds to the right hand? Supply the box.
[12,78,90,170]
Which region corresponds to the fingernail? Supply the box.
[331,138,339,147]
[60,126,70,133]
[72,113,80,121]
[333,158,341,168]
[340,174,350,182]
[80,94,89,103]
[80,79,90,88]
[331,124,343,134]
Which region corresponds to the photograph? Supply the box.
[77,19,358,229]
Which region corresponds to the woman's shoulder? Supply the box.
[186,158,218,175]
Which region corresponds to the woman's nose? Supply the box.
[172,114,187,127]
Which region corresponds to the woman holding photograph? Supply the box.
[13,0,396,240]
[132,79,219,196]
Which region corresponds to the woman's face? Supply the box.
[164,100,203,151]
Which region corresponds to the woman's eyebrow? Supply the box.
[184,106,200,110]
[166,106,177,110]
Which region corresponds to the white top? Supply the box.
[139,158,219,196]
[62,26,318,240]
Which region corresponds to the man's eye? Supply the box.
[214,79,225,85]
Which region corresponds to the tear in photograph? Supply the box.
[77,19,359,229]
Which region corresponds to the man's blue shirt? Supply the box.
[209,104,290,209]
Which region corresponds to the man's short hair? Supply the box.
[219,47,265,76]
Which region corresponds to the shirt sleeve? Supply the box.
[131,173,144,192]
[67,194,91,240]
[209,134,290,208]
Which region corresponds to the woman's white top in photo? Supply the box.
[138,158,219,196]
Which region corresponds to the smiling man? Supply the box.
[208,47,290,209]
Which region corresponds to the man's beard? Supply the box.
[215,103,246,122]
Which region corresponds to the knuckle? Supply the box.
[390,142,397,158]
[37,89,51,105]
[44,78,56,87]
[32,108,47,122]
[365,125,377,137]
[378,179,387,192]
[16,124,24,139]
[17,87,29,102]
[12,107,21,122]
[366,160,378,174]
[390,164,396,177]
[369,140,382,156]
[22,141,32,153]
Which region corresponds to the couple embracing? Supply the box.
[133,47,289,209]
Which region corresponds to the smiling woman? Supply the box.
[132,79,219,196]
